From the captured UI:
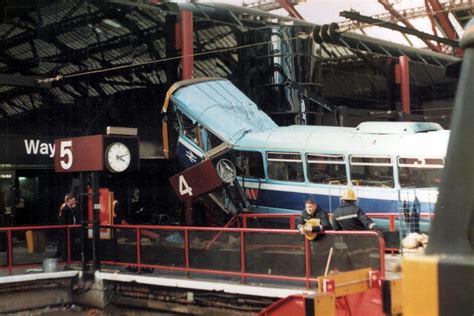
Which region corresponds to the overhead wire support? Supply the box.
[339,10,459,47]
[377,0,441,52]
[25,3,462,83]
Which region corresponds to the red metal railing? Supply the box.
[1,224,385,286]
[367,213,434,254]
[239,212,434,253]
[0,224,81,274]
[102,224,320,285]
[366,212,434,229]
[101,224,385,287]
[240,213,299,229]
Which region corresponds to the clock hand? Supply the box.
[116,155,126,162]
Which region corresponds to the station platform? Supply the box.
[1,224,393,314]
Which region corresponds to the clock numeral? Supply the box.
[178,175,193,197]
[59,140,73,170]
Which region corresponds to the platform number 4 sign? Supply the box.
[179,175,193,197]
[169,159,221,201]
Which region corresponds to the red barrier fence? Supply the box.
[0,224,384,288]
[239,212,434,230]
[239,212,434,253]
[103,224,384,287]
[0,224,80,274]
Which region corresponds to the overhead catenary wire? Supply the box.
[337,4,469,33]
[57,5,460,81]
[62,35,298,79]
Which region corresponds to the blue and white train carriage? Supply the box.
[162,78,449,230]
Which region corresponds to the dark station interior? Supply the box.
[0,0,465,229]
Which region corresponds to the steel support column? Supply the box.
[180,10,194,226]
[378,0,440,52]
[399,56,411,115]
[278,0,303,20]
[184,200,194,226]
[425,0,462,56]
[181,10,193,80]
[426,0,457,41]
[91,172,101,271]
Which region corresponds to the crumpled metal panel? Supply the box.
[171,79,277,144]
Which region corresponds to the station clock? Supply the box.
[105,142,132,173]
[103,136,139,173]
[55,135,139,173]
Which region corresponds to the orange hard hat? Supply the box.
[341,189,357,201]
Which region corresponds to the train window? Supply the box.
[307,154,347,185]
[350,156,394,188]
[267,152,304,182]
[204,129,223,151]
[351,157,392,165]
[234,151,265,178]
[398,157,444,188]
[177,112,200,146]
[176,112,223,151]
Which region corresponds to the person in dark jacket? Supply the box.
[333,189,381,235]
[55,194,79,260]
[58,194,78,225]
[297,199,332,235]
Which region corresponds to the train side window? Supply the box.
[176,112,200,146]
[235,151,265,178]
[206,130,223,150]
[350,156,394,188]
[176,111,223,152]
[307,154,347,185]
[267,152,304,182]
[398,157,444,188]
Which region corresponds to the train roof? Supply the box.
[236,124,450,158]
[170,78,277,143]
[169,78,450,159]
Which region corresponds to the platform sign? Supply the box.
[169,159,222,201]
[54,135,104,172]
[0,134,56,166]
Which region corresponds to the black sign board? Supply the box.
[0,134,56,167]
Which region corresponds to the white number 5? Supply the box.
[60,140,73,170]
[179,175,193,196]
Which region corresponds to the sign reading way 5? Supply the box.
[54,135,104,172]
[59,140,73,170]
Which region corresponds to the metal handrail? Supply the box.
[0,224,384,288]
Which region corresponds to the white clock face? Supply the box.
[106,142,131,172]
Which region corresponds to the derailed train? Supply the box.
[161,78,448,230]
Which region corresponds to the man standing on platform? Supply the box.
[55,194,79,260]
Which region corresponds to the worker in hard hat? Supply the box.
[333,189,381,235]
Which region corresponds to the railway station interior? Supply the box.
[0,0,473,315]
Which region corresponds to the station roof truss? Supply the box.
[0,0,461,123]
[338,0,473,55]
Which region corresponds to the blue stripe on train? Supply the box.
[251,188,430,215]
